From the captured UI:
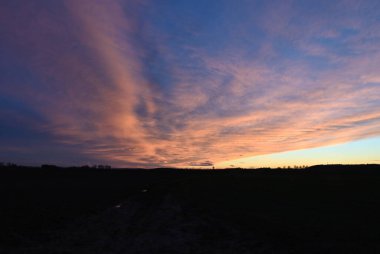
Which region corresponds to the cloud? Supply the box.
[190,161,214,167]
[0,0,379,167]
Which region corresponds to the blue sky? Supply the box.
[0,0,379,167]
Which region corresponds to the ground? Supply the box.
[1,165,380,253]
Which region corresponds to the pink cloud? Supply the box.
[1,0,379,167]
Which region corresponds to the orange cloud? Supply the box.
[1,0,379,167]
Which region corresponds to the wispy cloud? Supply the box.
[0,0,379,167]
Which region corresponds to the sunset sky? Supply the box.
[1,0,379,168]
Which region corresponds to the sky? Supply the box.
[0,0,379,168]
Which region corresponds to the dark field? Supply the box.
[1,165,380,253]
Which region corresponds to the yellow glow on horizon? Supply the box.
[216,137,380,168]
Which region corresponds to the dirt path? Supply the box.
[8,187,274,254]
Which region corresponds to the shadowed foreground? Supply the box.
[1,165,380,253]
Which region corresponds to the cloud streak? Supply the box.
[0,0,379,167]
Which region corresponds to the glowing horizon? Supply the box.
[216,136,380,169]
[0,0,379,167]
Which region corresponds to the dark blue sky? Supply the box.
[1,0,379,167]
